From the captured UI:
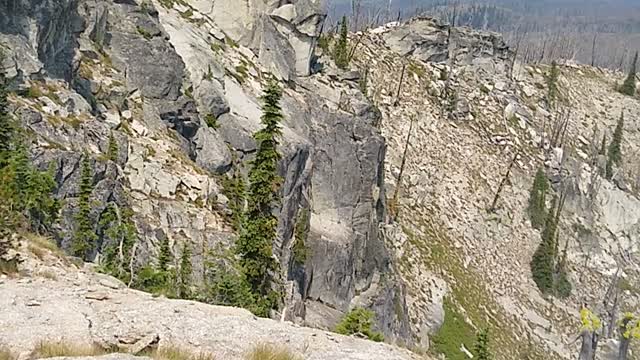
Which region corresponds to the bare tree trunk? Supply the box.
[578,331,595,360]
[394,63,407,106]
[488,152,520,213]
[390,116,416,219]
[591,33,598,67]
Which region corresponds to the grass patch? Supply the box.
[431,298,476,360]
[33,341,109,358]
[245,343,300,360]
[401,218,551,360]
[224,36,238,48]
[0,346,17,360]
[204,114,219,130]
[210,42,225,53]
[136,26,153,40]
[24,233,63,257]
[37,269,58,280]
[26,85,43,99]
[179,8,193,19]
[149,344,215,360]
[408,61,426,78]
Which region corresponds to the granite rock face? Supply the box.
[0,0,411,346]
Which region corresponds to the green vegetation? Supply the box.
[221,166,246,231]
[204,114,219,129]
[98,205,137,284]
[317,33,332,53]
[107,132,118,162]
[291,207,309,265]
[245,343,300,360]
[606,111,624,180]
[335,307,384,342]
[234,80,284,317]
[178,243,193,299]
[546,61,560,108]
[333,16,350,69]
[529,195,572,297]
[527,168,549,229]
[431,298,476,360]
[72,155,97,260]
[530,197,558,293]
[620,51,637,96]
[474,329,492,360]
[136,26,153,40]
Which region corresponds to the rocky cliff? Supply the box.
[0,0,408,345]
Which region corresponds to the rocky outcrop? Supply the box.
[383,17,511,64]
[187,0,325,80]
[0,247,421,360]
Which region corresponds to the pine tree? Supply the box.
[158,235,172,272]
[527,168,548,229]
[72,155,97,260]
[547,61,560,108]
[178,243,192,299]
[235,79,284,317]
[107,132,118,162]
[333,16,349,69]
[0,51,13,164]
[474,329,492,360]
[606,111,624,180]
[620,51,638,96]
[531,197,558,294]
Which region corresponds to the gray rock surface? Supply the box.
[0,260,420,360]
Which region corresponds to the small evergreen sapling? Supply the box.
[333,16,350,69]
[178,243,192,299]
[72,155,97,260]
[605,111,624,180]
[620,51,638,96]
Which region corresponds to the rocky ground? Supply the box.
[0,236,421,360]
[350,17,640,360]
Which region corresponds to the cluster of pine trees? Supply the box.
[528,169,572,298]
[0,54,59,239]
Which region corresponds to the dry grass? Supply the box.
[245,343,301,360]
[24,233,64,258]
[0,346,18,360]
[36,268,58,280]
[33,340,109,358]
[146,344,215,360]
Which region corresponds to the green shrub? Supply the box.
[335,307,384,342]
